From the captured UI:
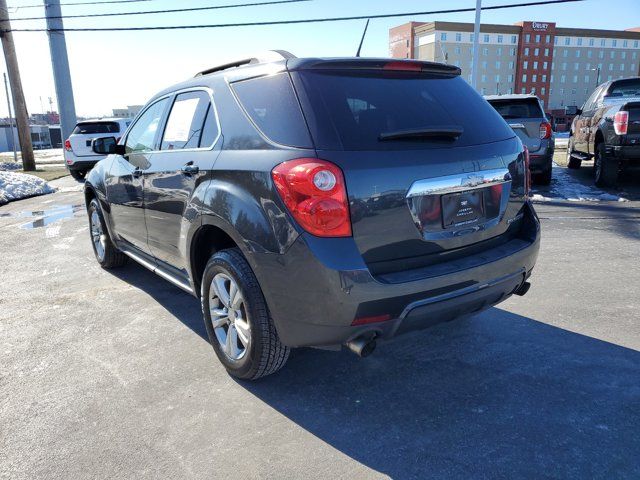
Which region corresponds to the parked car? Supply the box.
[84,52,540,380]
[566,77,640,187]
[485,94,554,185]
[64,118,131,181]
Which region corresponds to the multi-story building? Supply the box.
[112,105,143,119]
[389,21,640,127]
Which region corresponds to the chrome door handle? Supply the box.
[181,164,199,175]
[132,168,142,178]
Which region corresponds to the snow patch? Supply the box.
[0,171,56,205]
[0,162,21,171]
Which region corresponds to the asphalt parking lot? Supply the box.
[1,166,640,479]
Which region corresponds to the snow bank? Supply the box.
[0,162,21,171]
[0,171,56,205]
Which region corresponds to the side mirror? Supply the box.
[564,105,581,116]
[92,136,124,155]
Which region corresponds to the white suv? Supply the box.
[64,118,131,180]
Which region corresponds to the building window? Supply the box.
[577,38,583,46]
[483,47,488,56]
[508,87,513,94]
[495,74,500,82]
[564,37,570,45]
[522,74,527,82]
[532,74,537,82]
[546,35,551,43]
[607,75,612,81]
[542,74,547,82]
[532,87,536,94]
[620,64,625,71]
[550,74,554,83]
[521,87,526,94]
[584,75,589,83]
[571,88,576,95]
[481,74,487,82]
[576,50,581,58]
[587,50,592,58]
[586,63,591,70]
[440,32,447,41]
[523,61,528,69]
[560,88,564,94]
[554,37,558,45]
[533,61,538,69]
[563,49,568,58]
[525,34,530,43]
[589,38,594,46]
[600,39,606,46]
[631,63,637,71]
[612,39,617,47]
[534,48,539,56]
[470,33,474,42]
[609,63,614,71]
[454,60,460,67]
[633,52,638,60]
[543,61,548,69]
[495,61,501,69]
[535,34,541,43]
[598,51,604,59]
[510,47,516,56]
[508,61,514,69]
[574,62,579,71]
[455,32,462,42]
[560,75,566,83]
[481,87,487,94]
[635,40,639,48]
[621,51,627,60]
[497,47,502,56]
[498,35,503,43]
[508,74,514,82]
[562,62,567,70]
[483,34,489,43]
[584,88,589,94]
[482,61,487,69]
[610,51,615,59]
[455,46,461,54]
[572,75,578,83]
[524,47,529,55]
[511,35,517,44]
[544,48,549,56]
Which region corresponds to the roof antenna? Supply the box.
[355,19,370,57]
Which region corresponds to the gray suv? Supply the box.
[486,94,555,185]
[85,52,540,380]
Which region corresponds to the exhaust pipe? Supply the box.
[346,337,376,358]
[514,281,531,297]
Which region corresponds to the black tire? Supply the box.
[566,140,582,169]
[594,143,619,188]
[70,169,86,181]
[201,248,290,380]
[533,169,552,186]
[87,198,127,269]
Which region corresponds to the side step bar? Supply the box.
[122,250,194,295]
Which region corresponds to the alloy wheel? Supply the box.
[209,273,250,360]
[90,209,106,261]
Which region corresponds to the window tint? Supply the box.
[198,104,219,148]
[487,99,544,119]
[72,122,120,135]
[161,91,211,150]
[296,71,514,150]
[231,73,311,147]
[608,79,640,98]
[125,98,169,154]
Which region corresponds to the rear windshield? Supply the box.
[294,71,514,150]
[608,79,640,98]
[487,99,544,119]
[72,122,120,134]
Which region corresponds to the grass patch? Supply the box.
[20,168,69,182]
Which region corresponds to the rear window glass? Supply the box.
[295,71,514,150]
[231,73,311,148]
[608,79,640,98]
[487,99,544,119]
[72,122,120,134]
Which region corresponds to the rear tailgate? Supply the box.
[289,62,530,274]
[69,121,121,157]
[487,98,545,153]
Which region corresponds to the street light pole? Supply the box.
[470,0,481,90]
[3,72,17,163]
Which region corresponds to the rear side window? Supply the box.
[161,91,214,150]
[296,71,514,150]
[608,79,640,98]
[487,99,544,119]
[198,104,219,148]
[72,122,120,135]
[231,73,311,148]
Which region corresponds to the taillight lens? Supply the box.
[64,139,72,151]
[523,146,531,196]
[539,121,552,140]
[272,158,351,237]
[614,111,629,135]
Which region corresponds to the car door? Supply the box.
[143,89,221,275]
[574,86,601,153]
[104,97,170,255]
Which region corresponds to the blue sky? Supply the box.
[4,0,640,117]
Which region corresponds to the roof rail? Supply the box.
[194,50,296,77]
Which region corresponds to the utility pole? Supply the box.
[0,0,35,171]
[470,0,482,91]
[3,72,17,163]
[44,0,76,142]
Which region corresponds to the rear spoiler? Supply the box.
[288,58,461,76]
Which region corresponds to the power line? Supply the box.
[12,0,311,21]
[9,0,158,9]
[4,0,585,32]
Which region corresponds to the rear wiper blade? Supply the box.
[378,126,463,141]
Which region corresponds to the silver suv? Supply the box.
[485,94,554,185]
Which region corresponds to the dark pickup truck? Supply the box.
[566,77,640,187]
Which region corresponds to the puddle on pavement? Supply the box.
[6,204,86,229]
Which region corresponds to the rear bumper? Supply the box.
[608,145,640,161]
[64,151,104,170]
[528,146,554,173]
[249,202,540,348]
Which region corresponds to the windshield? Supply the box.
[295,71,514,150]
[72,122,120,135]
[487,99,544,119]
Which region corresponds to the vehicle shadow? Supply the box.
[242,308,640,479]
[105,262,639,478]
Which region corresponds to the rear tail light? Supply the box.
[271,158,351,237]
[523,146,531,196]
[614,111,629,135]
[64,139,72,151]
[383,61,422,72]
[539,121,552,140]
[352,314,392,326]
